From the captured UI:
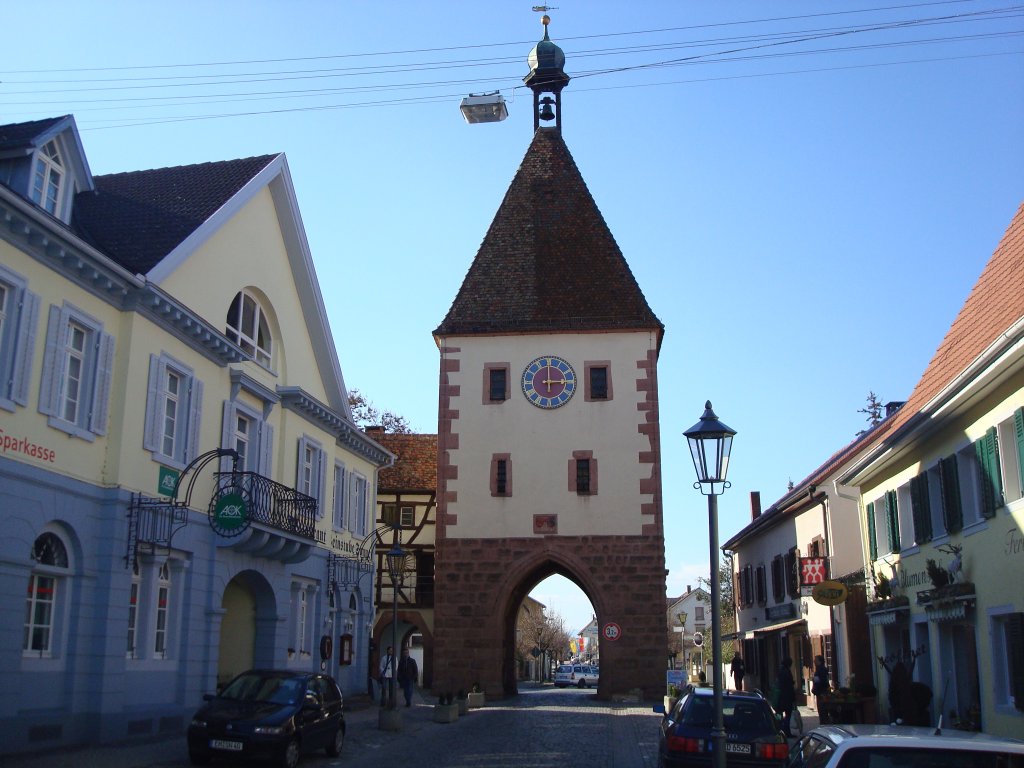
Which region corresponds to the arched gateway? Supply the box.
[431,16,667,701]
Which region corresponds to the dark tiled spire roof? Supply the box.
[0,116,69,152]
[375,433,438,493]
[434,129,663,337]
[72,155,277,274]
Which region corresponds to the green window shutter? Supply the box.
[939,455,963,534]
[866,501,877,561]
[910,474,931,544]
[885,490,900,553]
[975,427,1002,518]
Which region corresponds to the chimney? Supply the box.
[686,584,691,594]
[364,425,384,435]
[885,401,906,417]
[750,491,762,519]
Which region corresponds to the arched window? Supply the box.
[24,532,69,656]
[226,290,272,367]
[31,140,64,215]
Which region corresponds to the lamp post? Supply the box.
[684,401,736,768]
[385,542,406,713]
[677,611,687,671]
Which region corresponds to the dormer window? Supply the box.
[31,141,64,216]
[226,290,272,366]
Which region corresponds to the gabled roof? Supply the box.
[434,128,662,339]
[0,116,69,154]
[73,155,277,275]
[375,433,438,493]
[843,202,1024,476]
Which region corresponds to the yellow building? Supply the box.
[841,203,1024,736]
[0,115,390,754]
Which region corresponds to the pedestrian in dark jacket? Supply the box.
[396,647,419,708]
[776,657,797,737]
[730,654,745,691]
[812,655,830,706]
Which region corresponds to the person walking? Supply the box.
[378,646,395,707]
[811,655,830,708]
[776,657,797,737]
[397,647,419,707]
[730,653,745,691]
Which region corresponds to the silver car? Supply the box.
[786,724,1024,768]
[554,663,599,689]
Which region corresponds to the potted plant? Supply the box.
[456,689,469,715]
[468,683,485,708]
[433,692,459,723]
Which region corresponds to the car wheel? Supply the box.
[188,749,211,766]
[325,725,345,757]
[577,679,587,689]
[281,738,301,768]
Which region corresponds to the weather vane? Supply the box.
[532,5,558,11]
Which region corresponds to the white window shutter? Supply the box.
[38,304,63,417]
[11,289,39,405]
[258,421,274,476]
[186,377,203,462]
[89,331,115,436]
[220,401,235,472]
[143,354,161,452]
[317,450,327,515]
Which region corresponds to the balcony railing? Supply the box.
[212,471,318,539]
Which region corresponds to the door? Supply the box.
[218,579,256,688]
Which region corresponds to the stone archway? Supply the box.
[217,569,276,687]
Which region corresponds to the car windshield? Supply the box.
[220,674,303,705]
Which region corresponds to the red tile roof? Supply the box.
[375,433,438,492]
[858,201,1024,453]
[434,128,663,338]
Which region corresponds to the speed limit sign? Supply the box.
[692,631,704,647]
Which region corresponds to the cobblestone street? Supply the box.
[2,684,663,768]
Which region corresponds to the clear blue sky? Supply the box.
[5,1,1021,635]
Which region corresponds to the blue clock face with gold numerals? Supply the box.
[521,355,577,409]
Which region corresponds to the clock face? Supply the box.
[522,355,577,409]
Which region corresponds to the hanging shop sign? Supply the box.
[800,556,829,596]
[812,580,849,606]
[158,465,180,497]
[210,490,250,537]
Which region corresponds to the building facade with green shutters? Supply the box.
[841,202,1024,738]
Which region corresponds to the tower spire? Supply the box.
[524,14,570,133]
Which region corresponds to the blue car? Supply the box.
[187,670,345,768]
[658,686,789,767]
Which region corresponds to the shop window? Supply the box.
[24,532,69,658]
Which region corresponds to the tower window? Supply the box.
[584,361,613,402]
[483,363,510,404]
[569,450,598,495]
[491,454,512,497]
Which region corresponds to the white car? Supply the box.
[786,724,1024,768]
[553,663,600,689]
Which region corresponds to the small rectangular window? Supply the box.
[491,454,512,497]
[381,503,398,527]
[489,369,507,401]
[569,451,598,495]
[576,459,590,493]
[144,353,204,468]
[584,361,613,402]
[400,506,415,527]
[483,363,510,404]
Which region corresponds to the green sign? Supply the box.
[158,466,180,497]
[212,492,249,535]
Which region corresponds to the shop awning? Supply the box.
[752,618,806,635]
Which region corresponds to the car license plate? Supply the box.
[210,739,243,751]
[725,743,751,754]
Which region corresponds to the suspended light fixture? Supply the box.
[460,92,509,124]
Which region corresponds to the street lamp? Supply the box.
[385,542,406,713]
[684,401,736,768]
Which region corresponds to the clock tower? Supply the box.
[431,16,667,701]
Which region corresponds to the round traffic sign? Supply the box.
[602,622,621,641]
[692,631,703,647]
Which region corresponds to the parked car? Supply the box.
[554,663,600,688]
[187,670,345,768]
[658,686,788,767]
[786,724,1024,768]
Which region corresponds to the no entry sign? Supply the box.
[602,622,621,641]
